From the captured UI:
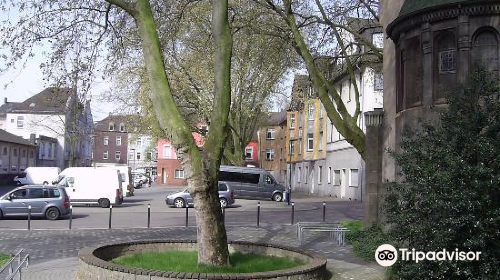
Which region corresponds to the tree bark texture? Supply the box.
[129,0,230,266]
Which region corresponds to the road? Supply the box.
[0,184,364,230]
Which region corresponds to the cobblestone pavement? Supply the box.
[0,225,385,280]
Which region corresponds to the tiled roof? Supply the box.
[399,0,480,16]
[9,87,74,114]
[95,115,131,132]
[0,129,35,146]
[266,111,287,126]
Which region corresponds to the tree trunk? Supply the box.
[130,0,230,266]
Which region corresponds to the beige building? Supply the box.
[0,129,37,184]
[257,112,287,184]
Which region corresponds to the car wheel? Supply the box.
[174,198,186,208]
[219,198,228,208]
[272,192,283,202]
[45,207,60,220]
[98,198,111,208]
[43,181,49,185]
[0,209,3,219]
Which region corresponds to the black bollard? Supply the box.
[322,202,326,222]
[69,205,73,230]
[147,204,151,228]
[185,205,189,227]
[257,201,260,227]
[291,202,295,225]
[222,206,226,224]
[27,205,32,231]
[108,205,113,229]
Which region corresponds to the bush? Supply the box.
[385,69,500,279]
[341,220,392,261]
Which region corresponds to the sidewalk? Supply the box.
[0,225,385,280]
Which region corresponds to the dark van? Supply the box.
[219,165,285,201]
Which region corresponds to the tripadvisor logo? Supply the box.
[375,244,481,267]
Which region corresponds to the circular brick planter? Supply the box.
[77,240,327,280]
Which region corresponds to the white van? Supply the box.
[14,167,61,186]
[53,167,123,208]
[108,166,134,197]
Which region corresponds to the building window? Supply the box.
[116,136,122,146]
[308,103,315,120]
[109,122,114,131]
[372,32,384,49]
[438,50,456,73]
[119,123,125,132]
[103,151,108,160]
[13,148,18,157]
[245,147,253,159]
[30,150,34,158]
[374,70,383,91]
[305,166,309,184]
[307,133,314,151]
[104,136,109,146]
[48,144,52,158]
[290,114,295,129]
[17,116,24,128]
[3,147,7,155]
[328,167,332,184]
[21,149,26,157]
[163,145,171,158]
[175,169,185,179]
[115,151,121,160]
[298,139,303,154]
[319,132,323,150]
[136,139,142,146]
[333,170,341,185]
[136,152,141,160]
[318,166,323,184]
[265,149,275,160]
[297,167,301,183]
[129,153,134,160]
[266,128,276,139]
[289,140,295,155]
[472,29,499,75]
[350,169,359,187]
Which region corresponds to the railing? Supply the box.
[0,249,29,280]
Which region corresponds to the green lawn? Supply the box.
[0,253,12,267]
[112,251,304,273]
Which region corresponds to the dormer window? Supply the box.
[29,103,35,108]
[109,122,115,131]
[119,123,125,132]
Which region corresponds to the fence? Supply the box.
[0,249,29,280]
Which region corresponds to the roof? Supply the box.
[95,115,131,132]
[0,129,35,146]
[399,0,481,16]
[9,87,74,114]
[0,102,20,118]
[265,111,287,126]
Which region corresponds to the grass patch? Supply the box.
[112,250,304,273]
[341,220,392,261]
[0,253,12,267]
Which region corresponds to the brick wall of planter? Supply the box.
[77,240,327,280]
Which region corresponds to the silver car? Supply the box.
[165,182,235,208]
[0,185,71,220]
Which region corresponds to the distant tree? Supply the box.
[385,69,500,279]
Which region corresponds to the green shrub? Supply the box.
[341,220,392,261]
[0,254,12,267]
[385,69,500,279]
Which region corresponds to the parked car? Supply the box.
[53,167,123,208]
[132,172,151,188]
[165,182,235,208]
[14,167,61,186]
[0,185,71,220]
[219,165,285,201]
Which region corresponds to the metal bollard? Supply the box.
[69,205,73,230]
[257,201,260,227]
[27,205,32,231]
[291,202,295,225]
[108,205,113,229]
[147,204,151,228]
[322,202,326,222]
[185,205,189,227]
[222,206,225,224]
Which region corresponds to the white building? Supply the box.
[0,88,94,169]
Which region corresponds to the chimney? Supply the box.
[29,134,36,145]
[4,97,7,104]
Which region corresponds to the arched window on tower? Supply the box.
[472,28,499,77]
[434,31,457,103]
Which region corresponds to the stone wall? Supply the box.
[77,240,327,280]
